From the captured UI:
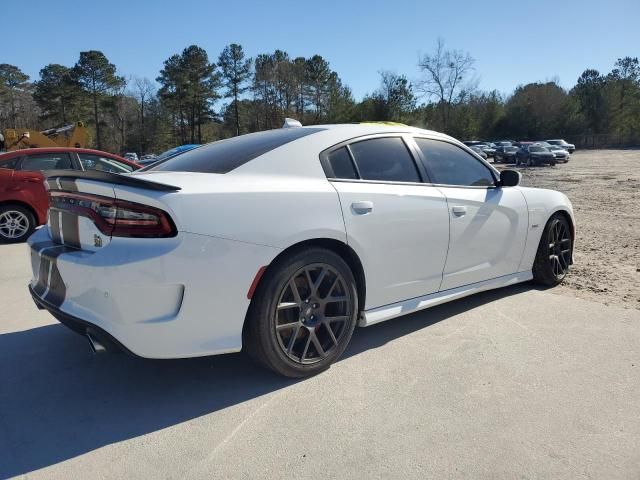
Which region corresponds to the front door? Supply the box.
[413,137,528,290]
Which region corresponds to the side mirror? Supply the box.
[499,169,521,187]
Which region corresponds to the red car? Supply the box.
[0,148,140,243]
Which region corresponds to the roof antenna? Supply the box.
[282,118,302,128]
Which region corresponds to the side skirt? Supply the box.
[360,271,533,327]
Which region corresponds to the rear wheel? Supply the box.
[533,214,572,286]
[0,205,35,243]
[244,247,359,377]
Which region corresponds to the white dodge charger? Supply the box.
[28,122,574,377]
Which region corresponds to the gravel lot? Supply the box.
[511,149,640,310]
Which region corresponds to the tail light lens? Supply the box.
[49,192,177,238]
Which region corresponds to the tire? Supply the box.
[244,247,359,378]
[0,204,36,243]
[532,214,572,286]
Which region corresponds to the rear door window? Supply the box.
[150,128,325,173]
[0,157,19,170]
[415,138,495,187]
[349,137,420,183]
[325,147,358,179]
[78,153,134,173]
[20,153,73,171]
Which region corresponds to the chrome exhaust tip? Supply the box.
[87,332,107,354]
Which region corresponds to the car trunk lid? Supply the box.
[45,170,180,251]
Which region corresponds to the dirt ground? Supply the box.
[510,149,640,309]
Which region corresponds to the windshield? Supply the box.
[529,146,548,152]
[150,128,325,174]
[505,147,518,152]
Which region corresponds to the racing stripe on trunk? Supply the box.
[59,178,78,192]
[47,178,80,248]
[60,211,81,248]
[49,210,63,244]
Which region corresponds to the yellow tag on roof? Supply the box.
[360,121,408,127]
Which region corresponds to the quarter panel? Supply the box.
[517,187,575,271]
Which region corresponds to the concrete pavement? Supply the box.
[1,242,639,479]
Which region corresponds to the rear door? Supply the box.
[413,137,528,290]
[323,135,450,310]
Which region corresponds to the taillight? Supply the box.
[49,192,176,238]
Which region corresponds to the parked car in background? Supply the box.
[141,144,201,167]
[140,154,157,162]
[27,122,574,377]
[548,145,570,162]
[123,152,139,162]
[494,146,519,163]
[546,139,575,153]
[493,140,513,147]
[0,148,140,243]
[516,145,557,167]
[463,141,496,158]
[470,146,488,159]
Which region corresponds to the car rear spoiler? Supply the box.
[45,169,181,192]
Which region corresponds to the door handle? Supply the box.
[21,177,42,183]
[351,201,373,215]
[452,206,467,216]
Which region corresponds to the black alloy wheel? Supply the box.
[244,248,358,377]
[533,214,572,286]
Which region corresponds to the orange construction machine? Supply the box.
[2,122,88,151]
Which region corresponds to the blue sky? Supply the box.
[5,0,639,101]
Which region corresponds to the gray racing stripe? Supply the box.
[60,211,81,248]
[59,178,78,192]
[49,210,62,244]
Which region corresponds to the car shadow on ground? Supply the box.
[0,283,532,478]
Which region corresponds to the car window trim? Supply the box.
[409,136,500,189]
[320,133,429,184]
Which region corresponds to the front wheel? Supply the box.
[532,214,572,286]
[0,205,36,243]
[244,247,359,377]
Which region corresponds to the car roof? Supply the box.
[225,123,493,178]
[0,147,138,166]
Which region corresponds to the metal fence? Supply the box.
[565,134,640,149]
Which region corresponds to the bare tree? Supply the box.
[417,38,475,131]
[132,77,155,153]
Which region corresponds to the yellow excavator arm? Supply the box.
[2,121,87,151]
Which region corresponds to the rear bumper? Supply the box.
[27,227,280,358]
[29,284,135,355]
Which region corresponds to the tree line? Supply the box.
[0,40,638,155]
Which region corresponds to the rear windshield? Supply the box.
[150,128,325,174]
